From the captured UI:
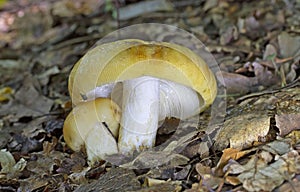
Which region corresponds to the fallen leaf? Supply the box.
[203,0,218,11]
[222,139,299,191]
[253,61,280,87]
[144,177,181,187]
[225,175,241,186]
[15,75,54,115]
[74,168,141,192]
[140,181,181,192]
[216,71,253,94]
[276,176,300,192]
[262,140,291,156]
[118,0,173,20]
[214,148,254,176]
[174,165,191,180]
[196,163,212,176]
[197,142,210,158]
[245,16,264,40]
[18,173,62,191]
[215,113,270,150]
[275,113,300,136]
[145,164,190,181]
[68,167,90,185]
[238,150,300,192]
[263,44,277,61]
[0,149,16,174]
[119,151,189,169]
[278,32,300,58]
[195,162,224,190]
[0,74,54,119]
[200,174,224,190]
[0,149,27,179]
[220,25,239,45]
[286,130,300,146]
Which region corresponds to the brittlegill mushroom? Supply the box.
[63,98,121,165]
[64,39,217,163]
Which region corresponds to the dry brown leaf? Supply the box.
[200,174,224,191]
[145,165,190,181]
[222,139,299,192]
[245,16,263,40]
[276,176,300,192]
[138,182,181,192]
[225,175,241,186]
[26,151,65,175]
[215,113,270,150]
[195,162,224,191]
[251,61,280,87]
[216,148,241,172]
[120,151,189,169]
[15,75,53,116]
[216,71,253,94]
[196,163,212,176]
[18,176,50,192]
[68,167,90,185]
[74,168,141,192]
[238,150,300,192]
[286,130,300,145]
[144,177,181,187]
[214,148,254,176]
[195,163,224,190]
[262,140,291,156]
[275,113,300,136]
[233,60,281,91]
[220,25,239,45]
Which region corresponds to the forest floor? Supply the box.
[0,0,300,191]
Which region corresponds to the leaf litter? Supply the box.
[0,0,299,191]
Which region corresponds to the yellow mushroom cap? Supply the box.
[63,98,121,152]
[69,39,217,110]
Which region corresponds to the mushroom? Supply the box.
[63,98,121,165]
[65,39,217,160]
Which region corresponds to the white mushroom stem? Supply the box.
[118,76,203,154]
[118,76,160,153]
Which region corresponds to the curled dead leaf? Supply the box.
[275,113,300,136]
[215,113,270,151]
